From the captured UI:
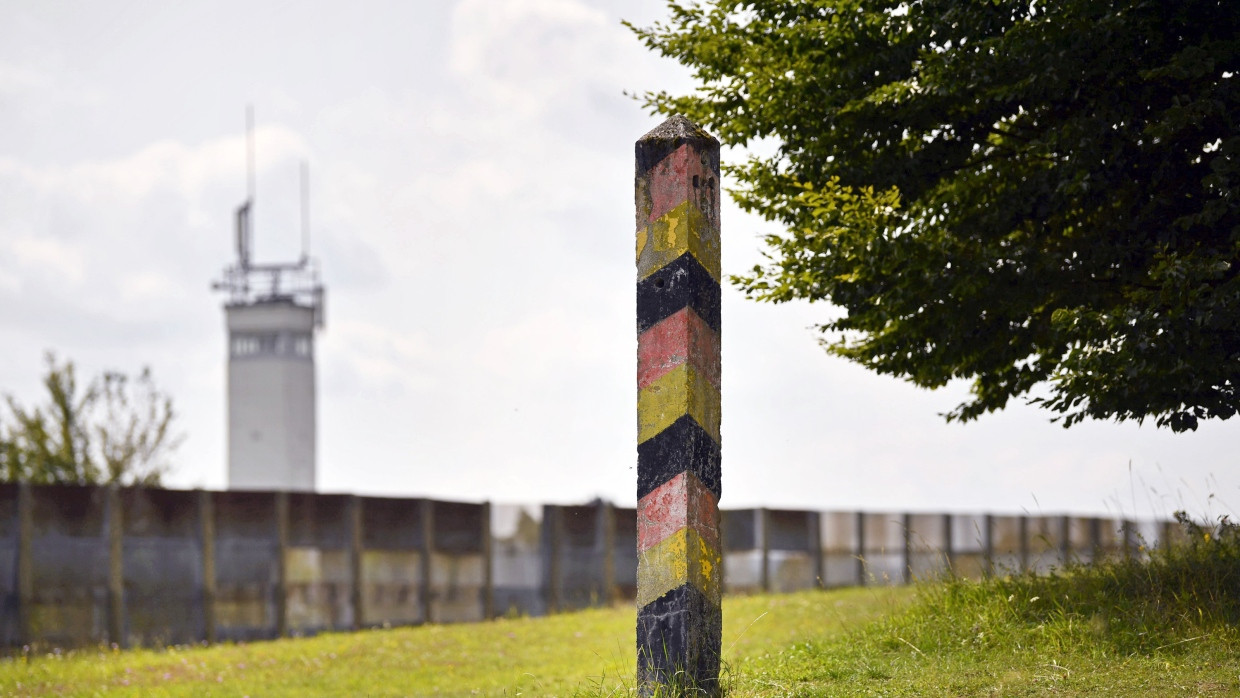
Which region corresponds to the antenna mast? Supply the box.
[212,108,324,329]
[246,105,256,204]
[300,161,310,266]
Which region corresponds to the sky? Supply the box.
[1,0,1236,522]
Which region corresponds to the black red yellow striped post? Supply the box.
[635,115,722,695]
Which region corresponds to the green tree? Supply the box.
[628,0,1240,431]
[0,353,182,485]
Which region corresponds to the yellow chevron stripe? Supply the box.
[636,200,721,283]
[637,363,720,446]
[636,527,721,608]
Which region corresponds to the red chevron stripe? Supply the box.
[644,143,718,225]
[637,307,721,391]
[637,471,720,554]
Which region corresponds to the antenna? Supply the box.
[214,106,323,324]
[300,160,310,265]
[246,105,256,203]
[234,106,257,271]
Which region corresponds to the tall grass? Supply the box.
[893,512,1240,659]
[719,512,1240,696]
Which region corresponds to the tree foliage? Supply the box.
[629,0,1240,430]
[0,354,182,485]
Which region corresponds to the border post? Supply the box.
[635,114,723,695]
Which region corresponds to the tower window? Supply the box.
[231,332,313,359]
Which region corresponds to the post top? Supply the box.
[637,114,718,146]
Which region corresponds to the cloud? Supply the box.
[0,61,51,96]
[449,0,615,118]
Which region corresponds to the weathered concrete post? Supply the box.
[106,485,125,647]
[16,483,33,647]
[275,491,290,638]
[419,499,434,624]
[901,512,913,584]
[809,511,824,588]
[198,489,217,644]
[481,501,495,620]
[635,115,723,694]
[348,495,364,630]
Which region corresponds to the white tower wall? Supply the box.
[226,300,317,491]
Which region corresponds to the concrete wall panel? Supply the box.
[361,550,422,626]
[212,491,279,641]
[0,485,19,646]
[29,485,109,647]
[721,509,757,552]
[491,504,543,617]
[362,497,424,550]
[121,488,204,646]
[768,510,812,552]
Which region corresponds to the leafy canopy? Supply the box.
[628,0,1240,431]
[0,353,182,485]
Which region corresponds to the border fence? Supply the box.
[0,483,1180,649]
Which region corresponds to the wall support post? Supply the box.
[274,492,289,638]
[984,514,996,576]
[600,501,616,605]
[16,484,33,647]
[348,495,364,630]
[106,486,125,647]
[481,501,494,620]
[198,490,217,644]
[901,513,913,584]
[809,511,824,589]
[635,115,723,696]
[419,499,434,624]
[856,511,867,586]
[1018,516,1030,573]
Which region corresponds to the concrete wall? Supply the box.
[0,484,1175,650]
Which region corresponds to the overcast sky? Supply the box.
[1,0,1236,522]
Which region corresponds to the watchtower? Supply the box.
[212,113,324,491]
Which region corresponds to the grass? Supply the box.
[721,513,1240,697]
[0,587,906,697]
[4,513,1240,696]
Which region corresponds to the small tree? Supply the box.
[0,353,182,486]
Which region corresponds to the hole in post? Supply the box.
[692,175,699,188]
[654,278,665,289]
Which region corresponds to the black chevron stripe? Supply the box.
[637,583,722,691]
[634,116,720,181]
[636,253,720,335]
[637,415,721,501]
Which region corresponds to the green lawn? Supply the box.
[0,587,905,697]
[6,522,1240,697]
